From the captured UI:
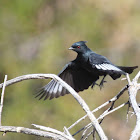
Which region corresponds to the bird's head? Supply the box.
[69,41,89,54]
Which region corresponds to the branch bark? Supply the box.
[126,72,140,140]
[0,126,72,140]
[32,124,75,140]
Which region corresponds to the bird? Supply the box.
[35,41,138,100]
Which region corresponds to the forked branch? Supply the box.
[0,126,72,140]
[126,72,140,140]
[0,74,107,140]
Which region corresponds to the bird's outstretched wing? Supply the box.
[36,61,99,100]
[89,53,126,79]
[89,53,138,80]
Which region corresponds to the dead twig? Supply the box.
[0,75,7,126]
[0,125,72,140]
[32,124,74,140]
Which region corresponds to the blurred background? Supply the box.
[0,0,140,139]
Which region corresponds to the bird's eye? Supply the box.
[77,46,80,49]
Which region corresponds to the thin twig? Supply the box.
[80,119,103,140]
[63,126,74,140]
[98,102,127,120]
[80,124,92,140]
[84,130,94,140]
[72,102,127,137]
[32,124,74,140]
[0,75,7,126]
[82,119,103,140]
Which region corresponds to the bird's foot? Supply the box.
[99,80,107,90]
[91,82,99,89]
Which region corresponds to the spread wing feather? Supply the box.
[89,53,126,80]
[35,61,99,100]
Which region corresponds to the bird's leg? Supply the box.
[99,75,107,89]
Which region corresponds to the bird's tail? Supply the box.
[117,66,138,74]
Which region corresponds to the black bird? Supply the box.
[36,41,138,100]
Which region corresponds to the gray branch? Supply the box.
[0,74,107,140]
[0,75,7,126]
[0,126,72,140]
[68,85,128,130]
[2,72,140,139]
[126,72,140,140]
[32,124,75,140]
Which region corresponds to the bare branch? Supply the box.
[126,72,140,140]
[2,72,139,139]
[63,126,74,140]
[68,85,128,130]
[0,74,107,140]
[98,102,127,120]
[72,102,126,137]
[133,71,140,83]
[0,126,72,140]
[32,124,74,140]
[84,103,127,138]
[0,74,50,89]
[80,124,91,139]
[0,75,7,126]
[84,130,94,140]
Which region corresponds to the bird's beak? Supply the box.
[69,47,73,50]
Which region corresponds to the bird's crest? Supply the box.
[72,41,88,47]
[78,41,88,44]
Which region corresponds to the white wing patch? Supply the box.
[95,65,101,69]
[49,81,56,94]
[53,83,59,94]
[47,81,63,94]
[95,63,121,71]
[99,64,106,70]
[58,84,63,93]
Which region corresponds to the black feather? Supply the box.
[117,66,138,74]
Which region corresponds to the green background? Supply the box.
[0,0,140,139]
